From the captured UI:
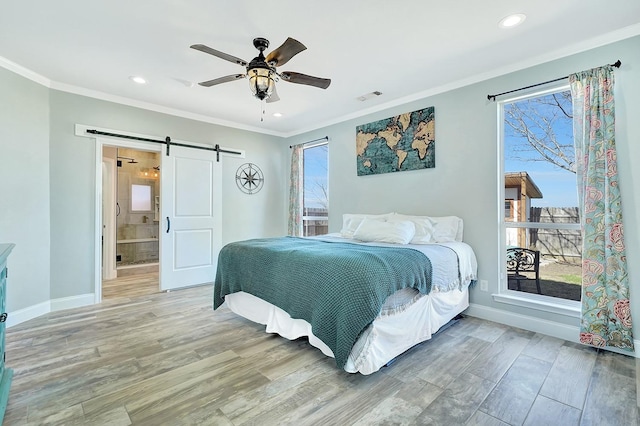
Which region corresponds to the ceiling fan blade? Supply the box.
[190,44,248,67]
[280,72,331,89]
[265,38,306,66]
[266,85,280,103]
[198,74,246,87]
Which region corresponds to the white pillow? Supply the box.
[389,214,435,244]
[353,218,416,244]
[429,216,463,242]
[392,213,464,243]
[340,213,394,238]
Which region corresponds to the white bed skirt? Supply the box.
[225,288,469,375]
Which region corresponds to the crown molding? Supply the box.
[283,23,640,138]
[49,80,284,137]
[0,54,285,137]
[0,56,51,87]
[3,23,639,139]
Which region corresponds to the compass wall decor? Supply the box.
[235,163,264,194]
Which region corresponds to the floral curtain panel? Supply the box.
[570,65,634,352]
[287,144,304,236]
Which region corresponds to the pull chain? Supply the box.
[260,99,266,122]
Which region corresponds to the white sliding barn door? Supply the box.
[160,146,221,291]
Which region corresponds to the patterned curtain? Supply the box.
[570,65,634,352]
[287,144,304,236]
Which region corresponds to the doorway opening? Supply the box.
[90,127,226,303]
[102,145,161,300]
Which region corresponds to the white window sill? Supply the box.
[492,291,581,318]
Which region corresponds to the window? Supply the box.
[131,184,152,211]
[505,200,514,219]
[501,87,581,303]
[302,143,328,236]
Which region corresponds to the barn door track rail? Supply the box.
[86,129,240,161]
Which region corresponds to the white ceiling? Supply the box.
[1,1,639,137]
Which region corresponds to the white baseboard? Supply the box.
[50,293,95,312]
[6,300,51,328]
[8,297,639,358]
[465,302,640,358]
[7,293,95,328]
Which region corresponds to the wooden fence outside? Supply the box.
[530,207,581,259]
[303,207,329,236]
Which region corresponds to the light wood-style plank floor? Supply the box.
[102,271,159,300]
[4,284,639,425]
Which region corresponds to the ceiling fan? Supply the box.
[190,37,331,103]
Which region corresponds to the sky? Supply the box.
[506,164,578,208]
[303,144,329,210]
[504,91,578,208]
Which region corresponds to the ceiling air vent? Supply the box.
[357,91,383,102]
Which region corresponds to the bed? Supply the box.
[213,213,477,374]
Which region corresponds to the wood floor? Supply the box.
[102,271,159,300]
[4,284,639,425]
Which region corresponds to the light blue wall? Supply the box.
[1,69,287,312]
[47,91,287,299]
[288,36,640,335]
[2,35,639,343]
[0,67,51,312]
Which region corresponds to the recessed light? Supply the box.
[498,13,526,29]
[273,112,283,118]
[129,76,147,84]
[357,91,383,102]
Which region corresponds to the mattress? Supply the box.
[222,235,477,374]
[225,287,469,374]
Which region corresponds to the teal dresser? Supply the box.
[0,244,14,424]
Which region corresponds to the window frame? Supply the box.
[494,84,581,317]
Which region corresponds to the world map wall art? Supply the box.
[356,106,435,176]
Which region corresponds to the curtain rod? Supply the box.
[487,59,622,102]
[86,129,241,162]
[289,136,329,149]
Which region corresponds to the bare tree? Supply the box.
[504,91,576,173]
[308,180,328,210]
[304,144,329,211]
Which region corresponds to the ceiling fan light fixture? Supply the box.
[191,37,330,102]
[248,66,275,100]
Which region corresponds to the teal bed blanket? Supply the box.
[213,236,433,369]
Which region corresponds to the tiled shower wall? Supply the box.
[116,148,160,266]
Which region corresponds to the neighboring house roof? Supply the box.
[505,172,543,199]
